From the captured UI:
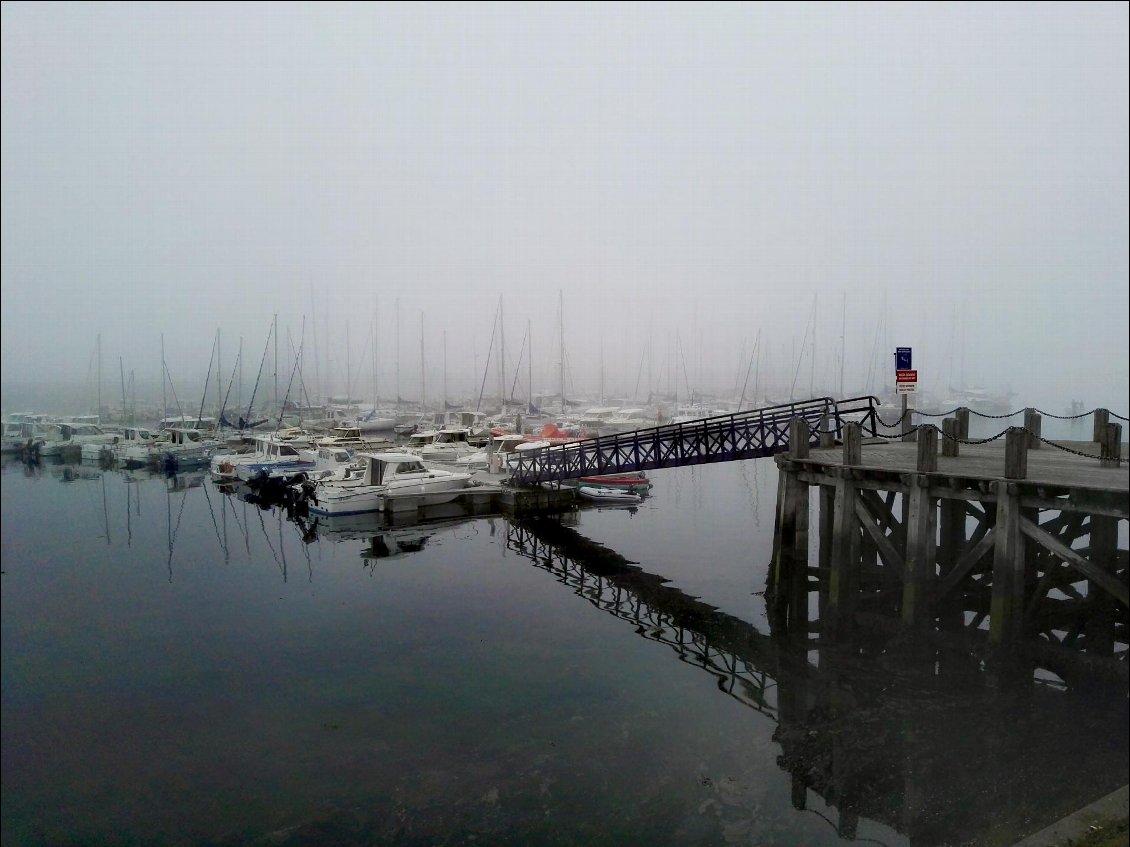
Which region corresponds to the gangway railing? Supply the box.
[509,395,880,487]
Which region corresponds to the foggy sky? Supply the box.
[2,2,1127,415]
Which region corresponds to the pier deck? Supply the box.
[807,438,1129,493]
[769,417,1129,686]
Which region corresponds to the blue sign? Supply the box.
[896,347,912,370]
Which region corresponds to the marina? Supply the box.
[2,5,1127,845]
[1,398,1126,846]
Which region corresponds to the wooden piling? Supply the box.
[770,418,812,638]
[819,412,835,448]
[1093,408,1109,442]
[825,424,863,640]
[1100,422,1122,468]
[941,417,959,458]
[1023,409,1042,449]
[1004,428,1028,480]
[955,408,970,440]
[774,407,1128,682]
[902,426,938,628]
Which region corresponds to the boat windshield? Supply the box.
[394,461,428,474]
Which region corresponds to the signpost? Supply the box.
[895,347,916,440]
[896,369,918,395]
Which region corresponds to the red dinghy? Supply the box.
[564,472,652,493]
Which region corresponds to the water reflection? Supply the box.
[3,458,1124,846]
[506,515,1129,847]
[300,508,481,566]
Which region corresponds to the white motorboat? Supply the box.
[576,485,643,506]
[302,452,472,516]
[108,426,166,467]
[158,427,224,471]
[1,414,51,453]
[38,422,118,457]
[210,433,315,480]
[416,428,478,463]
[454,433,530,471]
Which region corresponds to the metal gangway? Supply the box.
[509,395,881,487]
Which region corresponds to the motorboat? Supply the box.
[38,422,118,458]
[576,485,643,506]
[561,471,652,494]
[157,427,224,472]
[416,428,478,463]
[108,426,165,467]
[2,415,52,454]
[301,452,472,517]
[454,433,531,471]
[210,433,315,481]
[313,425,394,452]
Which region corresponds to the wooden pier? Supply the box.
[769,415,1129,685]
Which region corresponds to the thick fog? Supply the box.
[2,3,1127,417]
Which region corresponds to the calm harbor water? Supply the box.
[2,446,1126,847]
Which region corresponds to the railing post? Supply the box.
[955,408,970,440]
[903,425,939,629]
[826,422,862,641]
[1100,422,1122,468]
[1093,408,1110,442]
[1004,427,1028,480]
[916,424,938,473]
[901,395,915,442]
[1023,408,1041,449]
[843,421,862,465]
[789,417,810,459]
[819,413,835,448]
[941,417,959,457]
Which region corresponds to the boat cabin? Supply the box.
[121,426,158,443]
[359,452,430,486]
[166,427,209,446]
[405,430,438,449]
[159,415,217,432]
[251,435,305,459]
[431,428,472,446]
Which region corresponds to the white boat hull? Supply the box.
[306,475,472,516]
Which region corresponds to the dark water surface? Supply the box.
[2,456,1125,846]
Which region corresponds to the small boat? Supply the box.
[210,433,315,480]
[156,427,223,472]
[561,472,652,493]
[300,452,473,517]
[576,485,643,506]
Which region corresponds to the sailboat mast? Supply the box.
[839,291,846,397]
[216,329,222,419]
[96,333,102,423]
[310,286,321,405]
[498,297,506,408]
[379,298,384,411]
[273,313,278,413]
[419,312,426,414]
[395,297,401,410]
[527,319,533,416]
[160,333,167,425]
[237,337,243,422]
[558,291,565,415]
[810,295,817,398]
[443,330,448,412]
[119,356,126,427]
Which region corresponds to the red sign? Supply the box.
[896,369,918,383]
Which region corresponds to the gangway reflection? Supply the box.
[506,516,1129,847]
[507,516,783,718]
